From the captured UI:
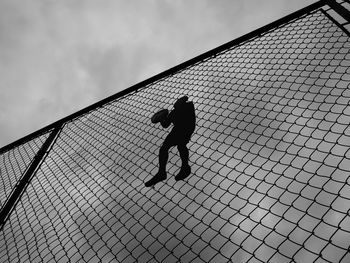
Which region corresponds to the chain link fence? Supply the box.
[0,132,50,210]
[1,1,350,262]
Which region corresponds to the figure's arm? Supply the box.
[160,111,173,128]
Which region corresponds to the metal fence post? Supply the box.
[323,0,350,23]
[0,124,63,230]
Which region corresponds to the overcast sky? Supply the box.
[0,0,317,148]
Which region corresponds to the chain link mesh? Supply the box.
[0,133,50,210]
[1,6,350,263]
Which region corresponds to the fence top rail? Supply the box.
[0,0,326,155]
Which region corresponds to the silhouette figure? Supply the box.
[145,96,196,187]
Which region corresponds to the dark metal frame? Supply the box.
[324,0,350,22]
[0,125,62,230]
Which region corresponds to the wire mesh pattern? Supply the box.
[0,133,50,210]
[1,5,350,263]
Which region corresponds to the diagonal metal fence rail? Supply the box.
[1,1,350,262]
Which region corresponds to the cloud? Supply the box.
[0,0,316,147]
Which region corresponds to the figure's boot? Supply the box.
[175,165,191,181]
[145,171,167,187]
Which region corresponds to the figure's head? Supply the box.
[174,96,188,108]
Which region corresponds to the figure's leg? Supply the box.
[175,144,191,181]
[158,141,172,173]
[145,134,175,187]
[177,144,189,167]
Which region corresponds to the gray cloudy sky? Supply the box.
[0,0,316,147]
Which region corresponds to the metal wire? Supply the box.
[1,5,350,263]
[0,133,49,210]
